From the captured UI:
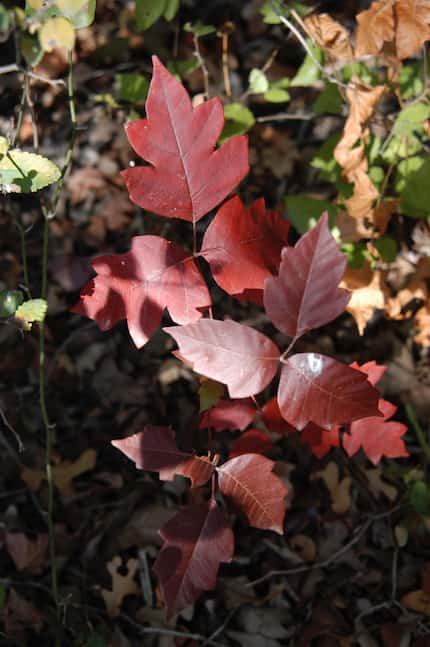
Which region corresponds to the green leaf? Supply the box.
[264,87,290,102]
[116,73,149,103]
[259,1,282,24]
[290,40,323,87]
[284,195,337,234]
[220,103,255,144]
[341,242,367,268]
[0,150,61,193]
[248,68,269,94]
[56,0,96,28]
[341,61,377,85]
[368,166,385,190]
[410,481,430,516]
[393,102,430,137]
[314,83,343,114]
[0,290,24,317]
[167,57,200,78]
[183,20,216,37]
[373,237,397,263]
[163,0,179,21]
[0,4,10,35]
[39,16,75,51]
[15,299,48,330]
[383,133,424,164]
[20,32,44,67]
[311,133,342,182]
[399,61,425,100]
[395,156,430,218]
[199,379,224,413]
[136,0,165,31]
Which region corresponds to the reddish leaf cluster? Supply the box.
[72,57,410,618]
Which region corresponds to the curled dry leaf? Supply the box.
[217,454,288,534]
[341,263,387,334]
[355,0,395,57]
[304,13,354,60]
[395,0,430,60]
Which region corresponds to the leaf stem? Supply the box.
[405,403,430,466]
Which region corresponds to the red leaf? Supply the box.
[228,428,273,459]
[121,57,248,223]
[301,423,340,458]
[71,235,210,348]
[261,396,296,435]
[165,319,280,398]
[112,426,215,488]
[201,196,290,303]
[343,398,409,465]
[278,353,381,430]
[199,398,256,431]
[349,360,385,386]
[264,213,350,339]
[217,454,287,533]
[153,500,234,618]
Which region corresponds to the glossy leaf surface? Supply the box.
[264,213,350,339]
[165,319,280,398]
[278,353,381,430]
[72,235,210,348]
[111,426,215,487]
[122,56,248,222]
[153,500,234,618]
[201,196,290,303]
[217,454,287,533]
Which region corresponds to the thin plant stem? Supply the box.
[193,35,210,99]
[405,403,430,465]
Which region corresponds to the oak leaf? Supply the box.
[112,426,216,487]
[217,454,287,533]
[72,235,210,348]
[153,500,234,618]
[121,56,248,223]
[264,213,350,340]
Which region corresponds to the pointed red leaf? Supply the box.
[121,56,248,223]
[278,353,381,430]
[350,360,385,386]
[343,398,409,465]
[261,396,296,436]
[264,213,350,339]
[201,196,290,303]
[111,426,215,488]
[228,428,273,459]
[301,423,340,458]
[217,454,287,533]
[71,235,210,348]
[199,398,256,431]
[153,500,234,618]
[165,319,280,398]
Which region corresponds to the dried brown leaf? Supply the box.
[304,13,354,60]
[341,265,387,334]
[312,462,351,514]
[395,0,430,60]
[356,0,395,57]
[101,556,140,617]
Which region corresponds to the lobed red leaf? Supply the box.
[217,454,287,533]
[153,500,234,618]
[165,319,280,398]
[278,353,381,430]
[201,196,290,304]
[112,426,215,488]
[71,235,210,348]
[121,56,249,223]
[301,423,340,458]
[264,213,350,340]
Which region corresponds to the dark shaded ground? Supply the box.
[1,1,430,645]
